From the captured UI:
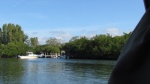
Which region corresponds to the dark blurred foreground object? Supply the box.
[144,0,150,10]
[108,0,150,84]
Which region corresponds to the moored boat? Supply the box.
[18,52,39,59]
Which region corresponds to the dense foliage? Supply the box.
[62,33,131,60]
[0,23,29,58]
[34,37,62,54]
[0,24,62,58]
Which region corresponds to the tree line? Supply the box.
[0,23,62,58]
[32,37,62,55]
[62,33,131,60]
[0,23,131,59]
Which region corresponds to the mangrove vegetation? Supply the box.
[0,23,131,59]
[62,33,131,59]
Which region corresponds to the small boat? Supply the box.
[18,52,39,59]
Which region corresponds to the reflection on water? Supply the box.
[0,58,115,84]
[0,59,23,84]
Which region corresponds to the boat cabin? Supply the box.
[26,52,34,56]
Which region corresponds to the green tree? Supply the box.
[0,28,2,43]
[46,37,62,47]
[0,23,29,58]
[2,24,8,44]
[30,37,39,47]
[1,23,27,44]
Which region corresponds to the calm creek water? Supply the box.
[0,58,115,84]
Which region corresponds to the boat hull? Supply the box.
[18,56,38,59]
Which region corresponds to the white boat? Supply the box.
[18,52,39,59]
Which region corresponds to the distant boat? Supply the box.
[18,52,39,59]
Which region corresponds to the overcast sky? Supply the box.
[0,0,145,44]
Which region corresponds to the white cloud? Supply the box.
[105,28,122,36]
[26,30,73,44]
[27,27,98,44]
[38,37,48,45]
[26,26,126,44]
[47,31,73,42]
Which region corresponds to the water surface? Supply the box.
[0,58,115,84]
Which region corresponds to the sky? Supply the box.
[0,0,145,44]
